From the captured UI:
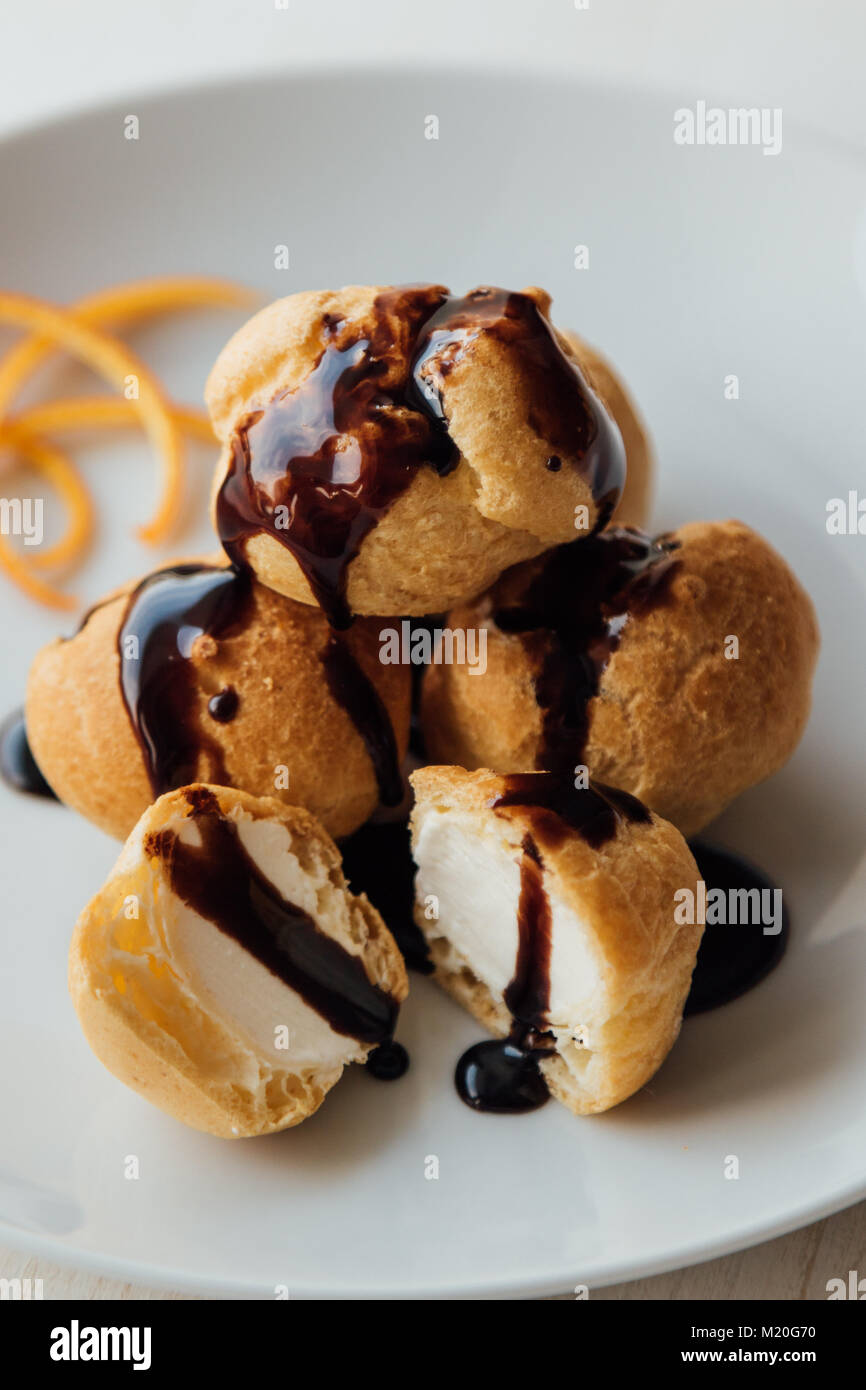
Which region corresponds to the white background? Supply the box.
[1,0,865,148]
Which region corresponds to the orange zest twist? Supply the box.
[0,423,94,573]
[0,291,185,545]
[0,276,257,411]
[0,278,253,609]
[1,401,216,586]
[8,396,216,446]
[0,426,91,609]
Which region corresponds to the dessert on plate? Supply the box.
[26,556,409,841]
[206,283,647,626]
[1,276,819,1129]
[410,765,703,1114]
[69,784,409,1137]
[420,520,819,835]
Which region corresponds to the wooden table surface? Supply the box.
[3,1199,864,1300]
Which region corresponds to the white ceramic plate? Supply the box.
[1,68,865,1300]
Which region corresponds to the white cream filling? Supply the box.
[414,809,606,1036]
[137,813,367,1072]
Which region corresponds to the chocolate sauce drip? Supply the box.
[685,843,789,1014]
[455,832,556,1114]
[455,1038,551,1113]
[118,563,253,797]
[12,555,403,820]
[0,710,58,800]
[366,1040,409,1080]
[411,286,625,506]
[504,834,553,1025]
[493,526,681,771]
[321,633,404,807]
[457,772,653,1114]
[120,560,402,809]
[339,820,433,973]
[148,787,399,1046]
[456,781,789,1114]
[490,769,651,851]
[216,284,454,630]
[207,687,239,723]
[216,283,624,630]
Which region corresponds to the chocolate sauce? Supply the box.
[685,843,789,1014]
[504,835,552,1024]
[455,802,790,1112]
[216,283,624,630]
[365,1040,409,1080]
[118,563,253,797]
[339,820,433,973]
[147,786,399,1046]
[456,772,654,1114]
[0,709,58,799]
[207,687,239,723]
[121,561,402,808]
[456,1038,551,1113]
[9,552,404,822]
[455,831,557,1114]
[321,633,404,807]
[411,287,625,508]
[490,769,651,850]
[216,284,453,629]
[492,527,681,771]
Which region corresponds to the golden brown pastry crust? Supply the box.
[69,784,408,1138]
[25,555,409,842]
[409,766,702,1115]
[421,521,819,835]
[206,285,642,616]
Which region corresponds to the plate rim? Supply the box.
[3,1175,865,1299]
